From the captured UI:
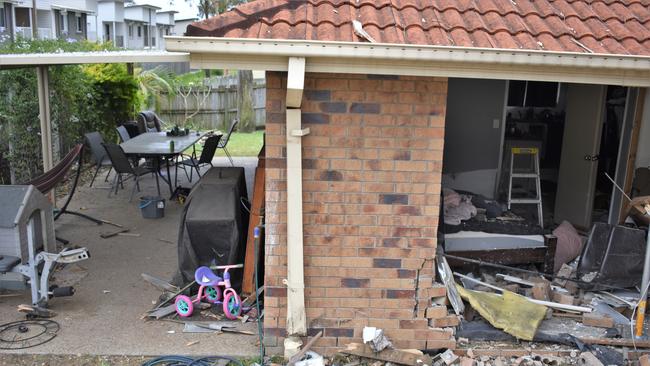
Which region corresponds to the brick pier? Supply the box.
[263,72,453,354]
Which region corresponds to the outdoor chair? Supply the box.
[102,143,160,202]
[84,132,113,187]
[137,111,163,133]
[175,134,222,185]
[218,119,238,167]
[116,125,131,143]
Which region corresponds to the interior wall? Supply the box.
[443,78,507,198]
[635,89,650,169]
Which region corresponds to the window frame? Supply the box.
[0,7,5,28]
[76,14,82,33]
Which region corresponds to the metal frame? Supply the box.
[2,210,89,307]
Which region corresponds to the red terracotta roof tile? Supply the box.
[186,0,650,56]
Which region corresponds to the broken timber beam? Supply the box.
[341,343,433,366]
[579,337,650,348]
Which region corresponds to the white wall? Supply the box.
[635,89,650,168]
[442,78,508,198]
[173,19,194,36]
[98,2,116,21]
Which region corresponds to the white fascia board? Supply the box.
[166,36,650,86]
[0,51,190,68]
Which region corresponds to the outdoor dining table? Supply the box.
[120,131,215,197]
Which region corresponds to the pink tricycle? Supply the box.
[174,264,243,319]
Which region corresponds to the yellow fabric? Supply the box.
[457,285,547,341]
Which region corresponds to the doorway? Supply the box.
[442,78,636,232]
[502,83,633,230]
[104,23,111,41]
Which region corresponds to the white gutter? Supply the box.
[165,36,650,87]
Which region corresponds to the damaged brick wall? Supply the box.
[263,72,453,355]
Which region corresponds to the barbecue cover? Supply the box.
[173,167,249,290]
[577,223,646,290]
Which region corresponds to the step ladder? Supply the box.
[507,147,543,228]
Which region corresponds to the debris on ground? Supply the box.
[363,326,392,352]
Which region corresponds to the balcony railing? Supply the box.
[15,27,32,39]
[37,28,52,40]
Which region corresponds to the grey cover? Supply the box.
[173,167,249,290]
[577,223,646,290]
[0,186,29,228]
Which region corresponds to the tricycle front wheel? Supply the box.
[223,292,242,320]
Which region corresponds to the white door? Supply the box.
[554,84,607,229]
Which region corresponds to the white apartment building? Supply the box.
[1,0,96,41]
[1,0,178,51]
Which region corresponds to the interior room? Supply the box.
[441,77,639,269]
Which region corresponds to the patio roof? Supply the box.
[0,50,189,178]
[0,50,190,69]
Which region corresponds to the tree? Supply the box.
[197,0,216,19]
[136,66,175,112]
[187,0,254,133]
[189,0,249,19]
[237,70,255,132]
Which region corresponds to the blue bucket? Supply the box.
[139,196,165,219]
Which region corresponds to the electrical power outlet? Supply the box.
[493,118,500,129]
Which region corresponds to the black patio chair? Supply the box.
[102,143,160,202]
[116,125,131,143]
[137,111,163,133]
[84,132,113,187]
[175,134,221,184]
[217,119,238,167]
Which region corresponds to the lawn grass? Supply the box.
[216,130,264,157]
[194,130,264,157]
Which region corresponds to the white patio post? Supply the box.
[36,65,53,172]
[284,56,308,358]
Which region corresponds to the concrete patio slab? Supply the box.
[0,157,261,358]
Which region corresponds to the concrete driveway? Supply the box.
[0,157,261,358]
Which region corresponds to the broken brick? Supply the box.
[639,354,650,366]
[532,281,551,301]
[427,285,447,298]
[431,315,460,328]
[552,291,576,305]
[425,305,448,319]
[459,357,476,366]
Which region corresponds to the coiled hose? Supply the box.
[142,355,245,366]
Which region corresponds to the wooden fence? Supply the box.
[158,75,266,131]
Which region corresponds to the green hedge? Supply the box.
[0,38,140,183]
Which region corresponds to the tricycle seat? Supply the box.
[194,266,222,286]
